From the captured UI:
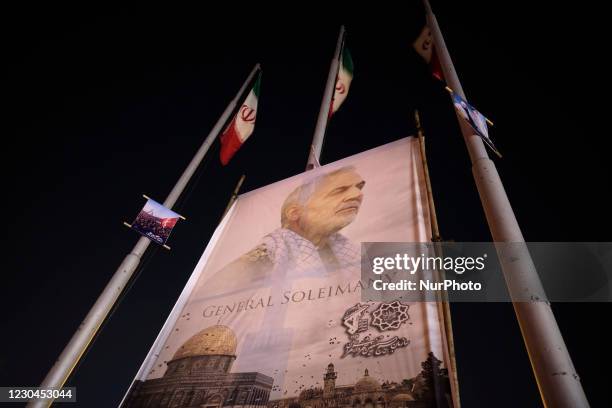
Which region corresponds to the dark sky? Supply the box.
[2,1,611,407]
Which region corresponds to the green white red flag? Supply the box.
[413,25,443,81]
[329,46,354,116]
[220,74,261,165]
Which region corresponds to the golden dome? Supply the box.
[172,325,237,361]
[354,369,381,393]
[391,394,415,402]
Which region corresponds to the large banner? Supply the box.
[122,138,456,408]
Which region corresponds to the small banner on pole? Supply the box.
[449,89,502,158]
[128,198,182,247]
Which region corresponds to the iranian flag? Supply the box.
[330,47,354,116]
[413,25,443,81]
[219,74,261,165]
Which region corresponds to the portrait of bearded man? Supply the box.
[205,166,366,293]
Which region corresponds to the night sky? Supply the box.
[2,1,611,407]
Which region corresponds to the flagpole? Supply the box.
[29,63,261,408]
[306,26,345,169]
[423,1,589,406]
[221,174,246,221]
[415,111,461,408]
[415,111,441,242]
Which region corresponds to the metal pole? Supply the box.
[221,174,246,221]
[423,1,589,406]
[415,111,441,242]
[415,111,461,408]
[29,64,261,408]
[306,26,345,169]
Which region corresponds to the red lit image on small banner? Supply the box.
[131,199,180,246]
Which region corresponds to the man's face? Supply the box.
[298,170,365,238]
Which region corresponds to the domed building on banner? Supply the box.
[123,325,273,408]
[268,363,423,408]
